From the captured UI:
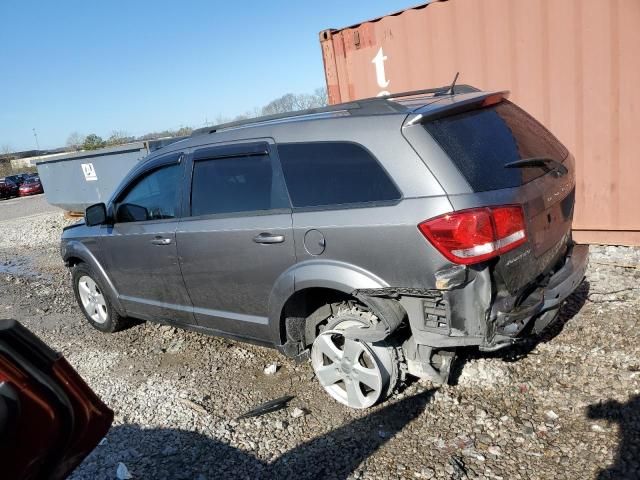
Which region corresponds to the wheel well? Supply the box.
[65,256,84,268]
[279,288,354,348]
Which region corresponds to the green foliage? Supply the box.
[83,134,106,151]
[106,131,135,147]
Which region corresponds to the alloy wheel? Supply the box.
[311,319,391,409]
[77,275,108,324]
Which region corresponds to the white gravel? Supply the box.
[0,210,639,479]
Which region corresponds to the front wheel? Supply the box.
[310,305,400,409]
[71,263,129,333]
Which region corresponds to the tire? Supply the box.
[71,263,129,333]
[310,303,400,409]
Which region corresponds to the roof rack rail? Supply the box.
[191,84,480,136]
[363,83,479,101]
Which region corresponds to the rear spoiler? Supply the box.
[405,91,510,126]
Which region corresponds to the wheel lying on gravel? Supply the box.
[71,263,129,333]
[311,304,400,409]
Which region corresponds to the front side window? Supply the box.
[116,164,181,223]
[191,153,289,216]
[277,142,401,208]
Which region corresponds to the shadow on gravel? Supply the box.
[588,395,640,480]
[448,279,591,384]
[73,389,435,480]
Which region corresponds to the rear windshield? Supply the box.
[423,101,568,192]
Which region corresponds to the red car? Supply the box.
[0,178,19,199]
[0,319,113,479]
[18,177,44,196]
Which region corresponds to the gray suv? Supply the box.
[61,86,588,409]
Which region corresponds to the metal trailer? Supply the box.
[36,138,185,212]
[319,0,640,246]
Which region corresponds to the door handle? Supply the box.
[253,233,285,244]
[150,237,172,246]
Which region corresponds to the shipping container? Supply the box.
[320,0,640,246]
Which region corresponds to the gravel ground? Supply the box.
[0,193,57,221]
[0,210,638,480]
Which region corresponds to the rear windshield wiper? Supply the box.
[504,157,568,176]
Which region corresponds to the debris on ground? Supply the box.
[178,398,208,416]
[116,462,132,480]
[545,410,559,422]
[449,455,467,479]
[290,406,306,418]
[263,363,278,375]
[237,395,295,419]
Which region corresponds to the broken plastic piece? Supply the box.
[449,455,467,479]
[116,462,132,480]
[435,265,468,290]
[341,321,388,342]
[237,395,295,419]
[263,363,278,375]
[291,406,307,418]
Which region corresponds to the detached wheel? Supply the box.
[311,306,399,409]
[72,263,128,333]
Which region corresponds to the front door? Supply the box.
[177,141,295,341]
[103,155,194,324]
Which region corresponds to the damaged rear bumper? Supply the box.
[356,243,589,352]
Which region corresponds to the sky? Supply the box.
[0,0,414,151]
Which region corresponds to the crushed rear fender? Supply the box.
[344,292,408,342]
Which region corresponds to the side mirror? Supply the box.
[116,203,149,223]
[85,203,108,226]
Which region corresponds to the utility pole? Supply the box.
[32,128,40,150]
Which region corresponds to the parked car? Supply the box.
[0,178,19,199]
[61,86,588,409]
[18,176,44,196]
[0,319,113,479]
[5,174,26,187]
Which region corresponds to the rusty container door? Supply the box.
[320,0,640,246]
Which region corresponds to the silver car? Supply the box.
[61,86,588,409]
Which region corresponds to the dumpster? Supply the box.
[36,138,185,213]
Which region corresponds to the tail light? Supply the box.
[418,205,527,265]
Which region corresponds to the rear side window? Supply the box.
[277,142,400,208]
[191,154,289,216]
[423,101,568,192]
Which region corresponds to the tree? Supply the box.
[175,126,193,137]
[261,93,298,116]
[106,130,134,146]
[1,144,12,158]
[66,132,85,151]
[313,87,328,107]
[260,88,329,116]
[83,134,106,151]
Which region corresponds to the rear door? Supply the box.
[176,141,295,341]
[406,98,575,294]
